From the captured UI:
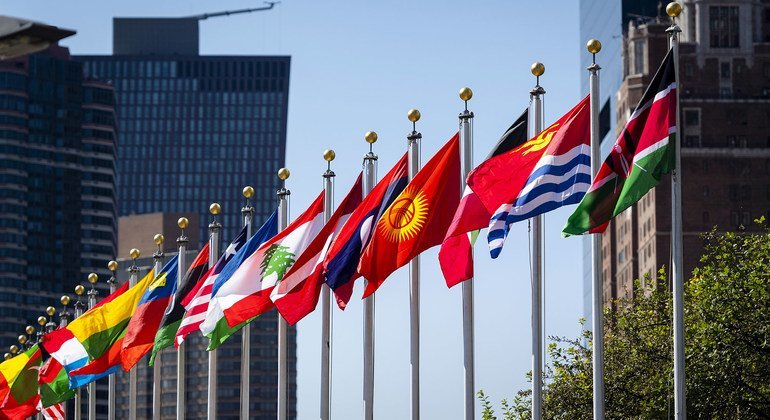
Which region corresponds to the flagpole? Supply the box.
[407,108,422,420]
[241,187,255,420]
[586,40,605,420]
[107,260,119,420]
[321,150,336,420]
[128,248,141,420]
[666,3,685,418]
[74,284,85,420]
[176,219,189,420]
[362,131,378,420]
[58,296,71,419]
[152,234,165,420]
[208,203,222,420]
[43,307,57,420]
[276,168,291,420]
[529,64,545,420]
[458,88,475,420]
[86,273,99,420]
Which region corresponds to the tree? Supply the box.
[482,221,770,418]
[259,244,296,281]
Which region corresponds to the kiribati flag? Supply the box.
[467,96,591,258]
[323,153,408,308]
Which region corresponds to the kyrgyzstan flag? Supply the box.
[358,133,461,296]
[272,174,363,324]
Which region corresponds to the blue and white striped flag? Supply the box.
[487,144,591,257]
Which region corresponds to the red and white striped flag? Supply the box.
[175,226,249,346]
[37,401,64,420]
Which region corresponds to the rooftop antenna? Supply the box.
[185,2,279,21]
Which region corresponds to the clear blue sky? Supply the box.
[8,1,591,418]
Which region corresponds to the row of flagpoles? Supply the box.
[0,3,688,420]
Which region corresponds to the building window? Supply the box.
[720,62,731,79]
[684,108,700,127]
[634,40,645,74]
[599,99,610,140]
[685,135,701,147]
[703,211,710,224]
[710,6,740,48]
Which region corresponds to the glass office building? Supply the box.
[75,17,295,419]
[0,44,118,416]
[0,45,118,341]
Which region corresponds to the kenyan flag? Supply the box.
[563,49,677,236]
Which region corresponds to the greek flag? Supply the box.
[487,144,591,258]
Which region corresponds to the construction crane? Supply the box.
[185,2,279,21]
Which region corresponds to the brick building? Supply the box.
[602,0,770,302]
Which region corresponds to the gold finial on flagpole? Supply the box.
[459,87,473,111]
[587,39,602,64]
[365,131,378,144]
[666,2,682,18]
[277,168,290,181]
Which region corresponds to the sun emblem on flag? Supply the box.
[379,187,429,242]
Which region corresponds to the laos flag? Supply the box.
[323,153,408,308]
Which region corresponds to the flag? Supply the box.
[564,50,676,236]
[202,212,278,350]
[37,348,74,408]
[38,401,64,420]
[466,96,591,257]
[273,174,363,324]
[121,256,179,369]
[438,110,529,286]
[324,154,408,308]
[175,226,249,346]
[41,270,153,388]
[218,192,326,328]
[39,402,64,420]
[150,244,209,363]
[0,345,42,419]
[39,281,132,389]
[358,133,461,295]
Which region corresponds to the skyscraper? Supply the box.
[0,44,118,343]
[603,0,770,302]
[75,16,295,419]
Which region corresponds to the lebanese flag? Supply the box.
[438,110,529,287]
[272,174,363,324]
[563,49,677,235]
[324,154,408,308]
[220,192,326,328]
[358,133,461,295]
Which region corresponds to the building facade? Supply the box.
[76,17,295,419]
[602,0,770,302]
[0,44,118,341]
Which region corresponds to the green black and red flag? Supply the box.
[150,244,210,364]
[563,49,677,236]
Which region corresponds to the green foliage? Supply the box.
[481,221,770,418]
[259,244,296,281]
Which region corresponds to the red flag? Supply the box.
[272,174,363,324]
[358,133,461,296]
